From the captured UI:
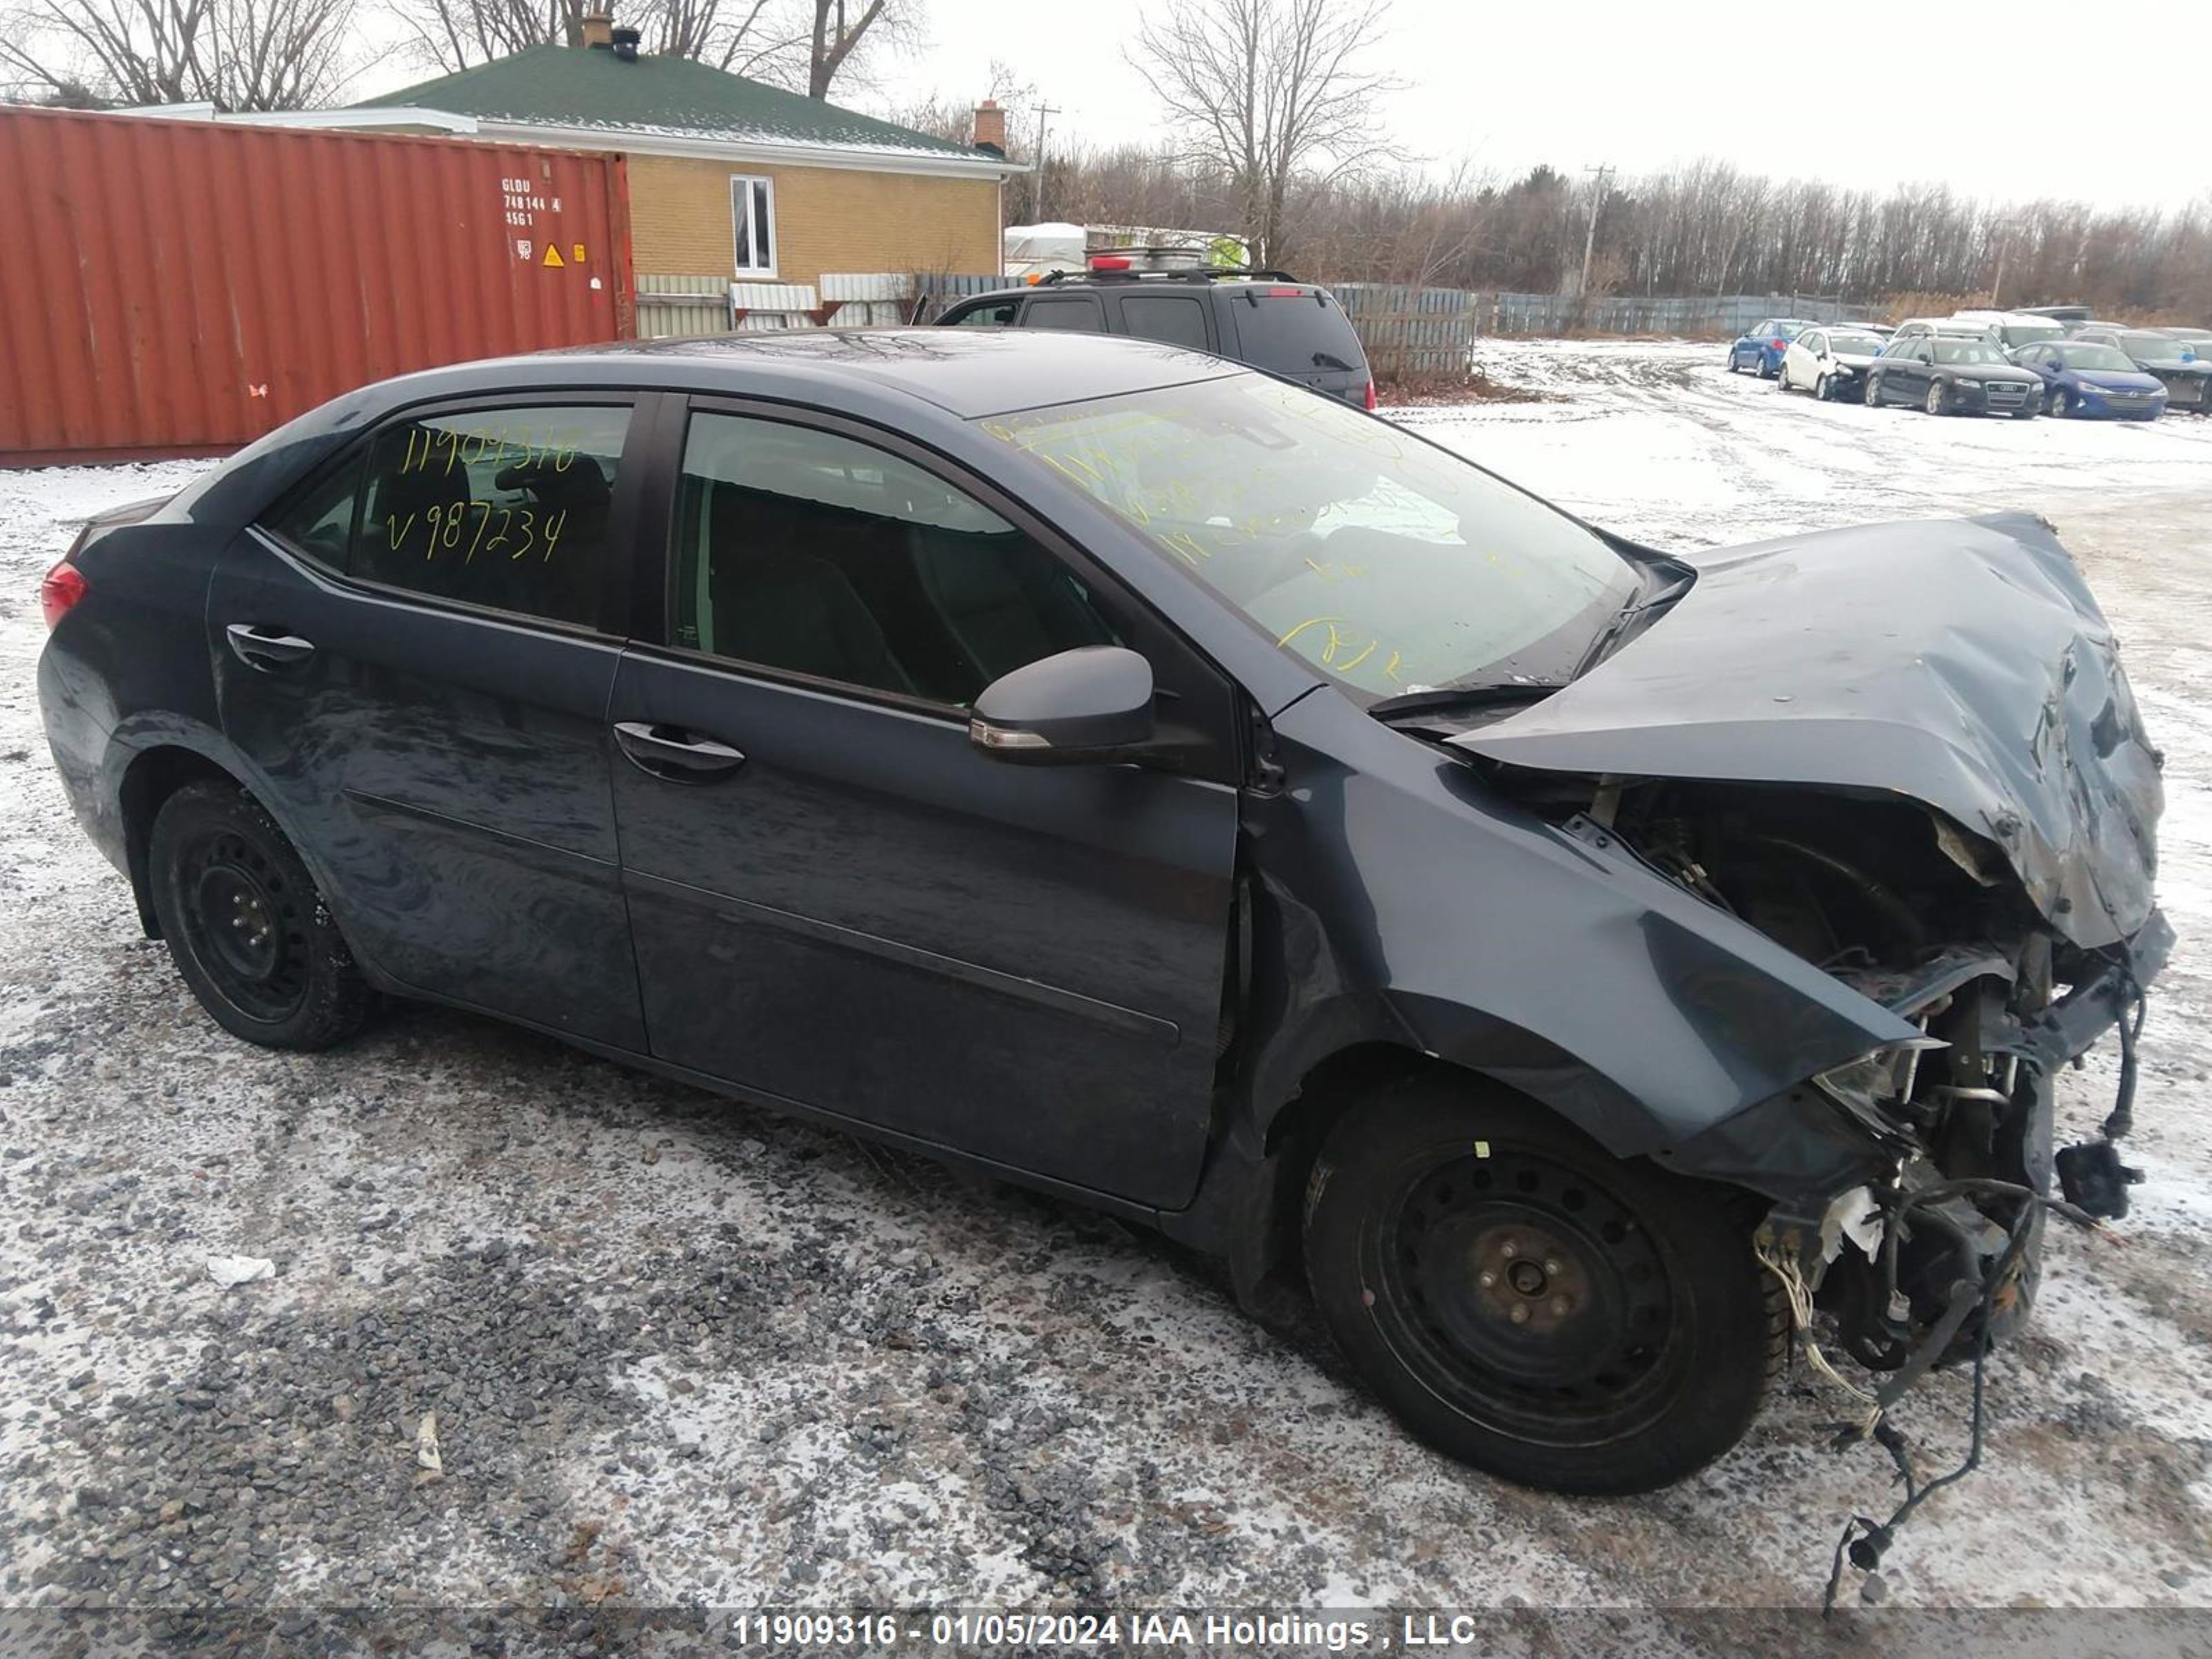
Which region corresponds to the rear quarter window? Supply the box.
[1221,290,1367,375]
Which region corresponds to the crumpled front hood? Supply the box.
[1450,513,2163,947]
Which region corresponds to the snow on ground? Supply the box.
[1,344,2208,1631]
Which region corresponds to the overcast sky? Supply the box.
[870,0,2212,211]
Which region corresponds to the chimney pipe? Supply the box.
[972,97,1006,155]
[579,7,612,47]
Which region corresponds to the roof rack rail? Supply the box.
[1038,264,1304,285]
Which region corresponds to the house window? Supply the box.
[731,175,776,275]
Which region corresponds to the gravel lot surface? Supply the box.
[2,341,2208,1633]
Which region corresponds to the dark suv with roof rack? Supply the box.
[935,258,1377,409]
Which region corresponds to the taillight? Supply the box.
[1363,379,1378,411]
[1770,337,1786,349]
[39,559,86,630]
[1264,286,1304,298]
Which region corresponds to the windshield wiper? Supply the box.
[1367,682,1569,720]
[1573,568,1696,678]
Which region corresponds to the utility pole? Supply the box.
[1578,165,1613,297]
[1031,102,1060,223]
[1989,217,2021,308]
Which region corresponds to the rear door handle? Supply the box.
[225,624,317,668]
[612,720,747,778]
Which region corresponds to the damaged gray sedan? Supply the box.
[39,332,2165,1518]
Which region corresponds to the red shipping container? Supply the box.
[0,107,636,466]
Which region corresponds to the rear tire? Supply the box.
[1302,1080,1781,1494]
[148,781,373,1050]
[1758,354,1777,380]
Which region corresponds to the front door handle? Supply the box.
[225,624,317,669]
[612,720,747,778]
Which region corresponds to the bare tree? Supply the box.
[805,0,910,99]
[384,0,900,91]
[1129,0,1402,270]
[646,0,806,77]
[878,57,1032,150]
[0,0,356,108]
[388,0,588,74]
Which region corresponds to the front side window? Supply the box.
[980,372,1638,700]
[948,299,1020,326]
[672,413,1118,706]
[348,404,630,626]
[731,175,776,274]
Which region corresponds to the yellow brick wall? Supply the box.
[626,153,1000,290]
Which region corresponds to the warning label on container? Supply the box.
[543,245,565,268]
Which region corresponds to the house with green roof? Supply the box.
[223,17,1018,319]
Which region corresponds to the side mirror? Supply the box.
[970,645,1156,765]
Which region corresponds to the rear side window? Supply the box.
[1119,293,1211,351]
[1221,288,1367,374]
[350,405,629,626]
[1023,296,1106,332]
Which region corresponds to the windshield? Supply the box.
[2121,332,2184,359]
[1828,332,1884,355]
[977,375,1639,700]
[1999,323,2065,346]
[1933,340,2005,365]
[2052,343,2136,372]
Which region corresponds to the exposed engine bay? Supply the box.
[1509,769,2166,1597]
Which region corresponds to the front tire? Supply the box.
[1815,373,1834,401]
[148,781,373,1049]
[2047,388,2072,419]
[1925,380,1948,415]
[1302,1082,1781,1494]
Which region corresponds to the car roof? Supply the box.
[348,328,1244,424]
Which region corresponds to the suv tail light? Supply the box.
[1770,337,1786,349]
[1363,379,1378,411]
[39,557,86,630]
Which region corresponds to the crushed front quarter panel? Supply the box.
[1450,512,2163,948]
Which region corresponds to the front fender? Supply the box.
[1241,691,1918,1159]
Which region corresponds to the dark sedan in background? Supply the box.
[2074,326,2211,413]
[2012,339,2168,420]
[36,330,2166,1504]
[1866,335,2043,416]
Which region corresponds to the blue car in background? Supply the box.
[2009,339,2169,420]
[1726,317,1817,378]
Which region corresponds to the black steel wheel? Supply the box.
[1303,1082,1781,1494]
[149,780,373,1049]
